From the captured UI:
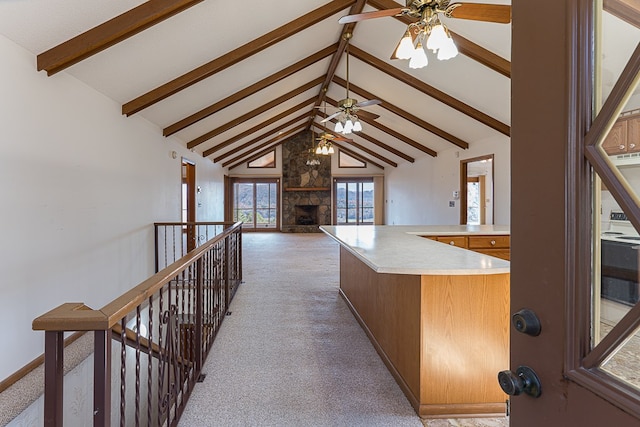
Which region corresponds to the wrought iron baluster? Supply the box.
[120,317,126,427]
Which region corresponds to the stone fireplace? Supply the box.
[295,205,318,225]
[281,131,331,233]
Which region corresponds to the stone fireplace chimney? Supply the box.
[281,131,331,232]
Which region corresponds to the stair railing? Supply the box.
[33,221,242,427]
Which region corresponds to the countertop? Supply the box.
[320,225,511,276]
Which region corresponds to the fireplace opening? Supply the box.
[295,205,319,225]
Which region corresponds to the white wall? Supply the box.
[0,35,225,381]
[385,136,511,225]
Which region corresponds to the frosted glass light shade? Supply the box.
[335,121,344,133]
[409,42,428,69]
[395,30,414,60]
[437,35,458,60]
[352,120,362,132]
[343,119,354,134]
[426,24,447,52]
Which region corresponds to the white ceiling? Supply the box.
[0,0,515,168]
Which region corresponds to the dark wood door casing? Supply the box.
[511,0,639,425]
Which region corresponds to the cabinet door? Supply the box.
[602,120,628,155]
[627,115,640,153]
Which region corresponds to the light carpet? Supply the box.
[178,232,508,427]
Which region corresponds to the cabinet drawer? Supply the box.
[436,236,468,248]
[474,248,510,261]
[468,235,510,249]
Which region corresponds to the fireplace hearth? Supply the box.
[295,205,318,225]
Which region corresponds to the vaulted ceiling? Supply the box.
[1,0,516,169]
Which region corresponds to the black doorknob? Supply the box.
[498,366,542,398]
[512,309,542,336]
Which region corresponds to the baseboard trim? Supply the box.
[0,331,86,393]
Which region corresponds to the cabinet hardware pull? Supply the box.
[491,240,496,246]
[449,241,455,245]
[620,144,626,150]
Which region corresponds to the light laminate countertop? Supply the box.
[320,225,510,276]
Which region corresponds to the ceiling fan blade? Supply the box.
[357,110,380,121]
[320,111,342,123]
[355,99,381,108]
[447,3,511,24]
[338,7,405,24]
[333,136,354,142]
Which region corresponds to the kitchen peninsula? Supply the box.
[320,225,510,418]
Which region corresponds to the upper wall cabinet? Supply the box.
[603,112,640,155]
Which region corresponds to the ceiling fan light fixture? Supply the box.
[352,119,362,132]
[328,145,335,154]
[343,119,354,134]
[409,42,428,69]
[426,23,447,53]
[335,121,344,133]
[395,30,415,60]
[321,145,329,155]
[316,145,323,154]
[437,34,458,60]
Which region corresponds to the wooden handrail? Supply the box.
[33,221,242,332]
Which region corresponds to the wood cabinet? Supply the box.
[339,247,510,418]
[469,235,511,260]
[602,113,640,155]
[423,234,510,260]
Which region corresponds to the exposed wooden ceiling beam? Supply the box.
[331,141,385,170]
[202,101,315,158]
[348,44,510,136]
[122,0,356,115]
[604,0,640,28]
[213,113,312,162]
[37,0,204,76]
[312,123,397,167]
[312,0,368,112]
[366,0,510,78]
[164,44,339,137]
[187,77,324,149]
[225,126,308,169]
[332,75,469,149]
[317,108,413,162]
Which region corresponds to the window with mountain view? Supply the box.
[334,178,374,225]
[232,178,279,230]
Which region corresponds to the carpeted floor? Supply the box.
[178,232,508,427]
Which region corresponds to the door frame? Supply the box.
[511,0,640,424]
[459,154,494,225]
[182,158,196,252]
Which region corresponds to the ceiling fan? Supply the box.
[338,1,511,68]
[320,33,381,134]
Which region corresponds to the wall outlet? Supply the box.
[449,201,455,207]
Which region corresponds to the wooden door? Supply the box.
[182,159,196,252]
[510,0,640,425]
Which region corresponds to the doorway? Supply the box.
[333,177,375,225]
[509,0,640,425]
[460,155,494,225]
[182,159,196,252]
[231,178,280,231]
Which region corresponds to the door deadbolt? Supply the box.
[498,366,542,398]
[512,309,541,336]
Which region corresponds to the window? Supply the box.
[247,150,276,168]
[232,178,279,230]
[334,177,374,225]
